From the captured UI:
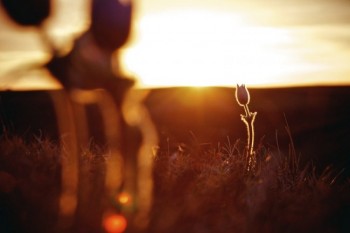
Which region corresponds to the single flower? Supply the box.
[235,84,250,106]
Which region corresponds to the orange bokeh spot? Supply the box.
[116,192,132,205]
[103,214,127,233]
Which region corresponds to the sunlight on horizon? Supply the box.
[120,0,350,88]
[121,9,326,88]
[0,0,350,90]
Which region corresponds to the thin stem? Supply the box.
[243,105,250,117]
[241,110,257,173]
[241,116,250,152]
[249,119,255,172]
[249,116,255,156]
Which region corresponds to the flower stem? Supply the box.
[241,107,257,173]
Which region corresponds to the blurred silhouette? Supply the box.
[0,0,157,232]
[0,0,50,26]
[91,0,132,52]
[46,0,134,102]
[47,1,157,232]
[46,31,134,106]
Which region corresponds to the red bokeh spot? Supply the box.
[103,214,127,233]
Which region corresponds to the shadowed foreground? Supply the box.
[0,135,349,233]
[1,86,350,232]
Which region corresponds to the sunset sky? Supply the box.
[0,0,350,89]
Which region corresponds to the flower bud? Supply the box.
[235,84,250,106]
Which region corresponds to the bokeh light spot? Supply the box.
[116,192,132,206]
[103,214,127,233]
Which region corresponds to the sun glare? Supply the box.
[121,10,317,88]
[1,0,349,90]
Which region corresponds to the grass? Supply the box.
[150,136,350,233]
[0,131,349,233]
[1,86,350,233]
[0,135,61,233]
[0,86,348,233]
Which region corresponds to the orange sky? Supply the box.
[0,0,350,90]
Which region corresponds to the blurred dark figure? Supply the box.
[0,2,55,233]
[0,0,50,26]
[0,0,147,233]
[91,0,132,52]
[46,31,134,106]
[46,0,134,104]
[46,1,144,233]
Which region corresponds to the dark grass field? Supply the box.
[1,133,350,233]
[2,86,349,174]
[1,86,350,232]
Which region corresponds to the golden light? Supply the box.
[59,193,77,216]
[122,9,307,88]
[103,213,127,233]
[116,192,132,206]
[119,1,350,88]
[1,0,350,90]
[0,0,89,90]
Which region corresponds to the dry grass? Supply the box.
[150,137,350,233]
[0,133,349,233]
[0,135,61,233]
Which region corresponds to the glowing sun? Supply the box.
[121,9,313,88]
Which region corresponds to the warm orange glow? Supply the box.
[0,0,89,90]
[1,0,350,90]
[122,10,299,88]
[59,194,77,216]
[116,192,132,206]
[103,214,127,233]
[120,1,350,88]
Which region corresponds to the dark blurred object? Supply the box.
[46,0,134,99]
[45,1,151,232]
[0,0,51,26]
[91,0,132,52]
[46,33,134,106]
